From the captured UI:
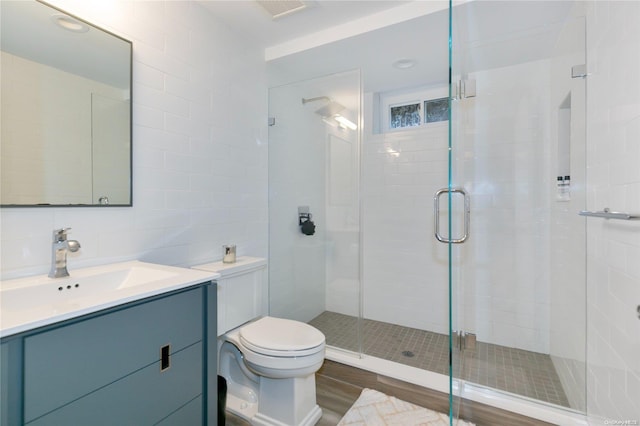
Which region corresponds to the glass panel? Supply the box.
[425,98,450,123]
[449,2,461,422]
[389,102,421,129]
[449,0,587,421]
[268,70,362,356]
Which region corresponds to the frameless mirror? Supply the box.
[1,0,132,206]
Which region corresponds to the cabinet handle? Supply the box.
[160,344,171,371]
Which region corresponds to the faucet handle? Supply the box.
[52,227,71,242]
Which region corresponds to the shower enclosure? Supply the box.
[268,1,587,423]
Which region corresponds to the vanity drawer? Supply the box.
[23,287,203,423]
[28,342,203,425]
[156,395,203,426]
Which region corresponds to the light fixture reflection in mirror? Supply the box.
[0,0,132,207]
[51,14,89,33]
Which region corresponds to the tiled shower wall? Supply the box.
[267,80,328,323]
[585,0,640,423]
[457,60,553,355]
[269,72,360,324]
[360,91,449,334]
[360,60,554,355]
[0,0,268,280]
[548,10,587,412]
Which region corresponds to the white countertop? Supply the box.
[0,261,220,338]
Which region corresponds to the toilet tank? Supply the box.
[192,257,267,336]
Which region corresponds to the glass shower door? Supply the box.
[449,0,587,422]
[267,70,362,357]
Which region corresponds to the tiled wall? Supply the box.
[585,1,640,423]
[267,80,328,323]
[548,12,587,411]
[268,71,360,323]
[0,0,268,280]
[362,60,553,355]
[456,60,553,354]
[361,90,450,333]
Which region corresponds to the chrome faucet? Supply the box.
[49,228,81,278]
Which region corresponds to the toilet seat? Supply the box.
[225,316,326,379]
[239,316,325,357]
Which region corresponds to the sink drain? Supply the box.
[401,350,415,358]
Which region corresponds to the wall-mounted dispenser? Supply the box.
[298,206,315,236]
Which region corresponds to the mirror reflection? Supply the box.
[1,0,132,206]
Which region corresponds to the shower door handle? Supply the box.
[434,187,470,244]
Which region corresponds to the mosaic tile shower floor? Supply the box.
[309,311,570,408]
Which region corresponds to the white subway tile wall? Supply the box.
[0,0,268,280]
[268,71,361,324]
[549,11,587,412]
[586,1,640,423]
[361,120,450,334]
[362,61,555,353]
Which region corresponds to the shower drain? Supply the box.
[401,350,415,358]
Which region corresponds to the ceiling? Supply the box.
[200,0,449,92]
[201,1,577,94]
[198,1,414,51]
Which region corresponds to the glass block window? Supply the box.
[390,103,421,129]
[424,97,449,123]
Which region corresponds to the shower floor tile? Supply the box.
[309,311,570,409]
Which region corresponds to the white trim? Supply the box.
[265,1,449,61]
[379,85,449,132]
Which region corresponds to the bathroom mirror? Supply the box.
[0,0,132,206]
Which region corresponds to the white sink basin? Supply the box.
[0,261,220,338]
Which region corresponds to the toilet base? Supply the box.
[253,404,322,426]
[225,373,322,426]
[226,393,259,422]
[226,391,322,426]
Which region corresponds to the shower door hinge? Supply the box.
[462,79,476,98]
[453,330,477,351]
[453,79,477,100]
[571,64,588,79]
[268,117,276,126]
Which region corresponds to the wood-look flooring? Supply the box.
[224,360,556,426]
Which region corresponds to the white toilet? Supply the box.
[193,257,325,426]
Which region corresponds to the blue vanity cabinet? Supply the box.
[1,337,23,426]
[0,282,217,425]
[27,342,204,425]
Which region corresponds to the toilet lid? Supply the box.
[239,316,325,356]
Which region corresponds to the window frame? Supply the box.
[379,86,449,133]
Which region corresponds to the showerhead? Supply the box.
[315,101,344,117]
[301,96,345,117]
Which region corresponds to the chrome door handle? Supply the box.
[434,187,470,244]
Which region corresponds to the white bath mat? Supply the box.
[337,388,475,426]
